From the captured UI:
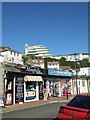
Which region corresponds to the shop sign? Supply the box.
[20,66,44,74]
[48,69,72,76]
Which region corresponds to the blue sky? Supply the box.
[2,2,88,55]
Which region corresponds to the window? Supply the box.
[67,95,90,109]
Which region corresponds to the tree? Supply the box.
[31,55,38,59]
[59,57,67,66]
[22,55,29,64]
[87,62,90,67]
[80,58,89,67]
[67,61,75,69]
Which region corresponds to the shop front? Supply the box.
[47,69,72,97]
[46,79,72,97]
[4,70,72,105]
[4,71,25,105]
[48,80,60,97]
[4,71,44,105]
[24,75,44,102]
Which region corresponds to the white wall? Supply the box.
[1,51,23,65]
[47,62,60,70]
[78,67,90,76]
[72,78,88,94]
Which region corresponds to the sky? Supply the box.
[2,2,88,56]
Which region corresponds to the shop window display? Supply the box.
[49,82,60,97]
[62,81,71,96]
[26,82,36,100]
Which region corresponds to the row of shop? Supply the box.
[0,65,89,107]
[4,71,71,105]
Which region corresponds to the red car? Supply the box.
[56,94,90,119]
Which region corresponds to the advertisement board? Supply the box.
[15,77,24,103]
[39,82,43,100]
[5,79,13,105]
[6,93,12,105]
[26,91,36,100]
[48,69,72,76]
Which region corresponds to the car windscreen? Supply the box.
[67,95,90,109]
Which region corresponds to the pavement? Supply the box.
[1,95,75,113]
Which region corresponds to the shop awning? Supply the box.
[24,76,43,82]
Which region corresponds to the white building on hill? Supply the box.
[24,44,52,58]
[52,53,90,61]
[0,48,23,65]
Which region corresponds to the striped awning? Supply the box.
[24,76,43,82]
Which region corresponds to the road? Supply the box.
[2,102,67,119]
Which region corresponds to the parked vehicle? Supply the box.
[56,94,90,119]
